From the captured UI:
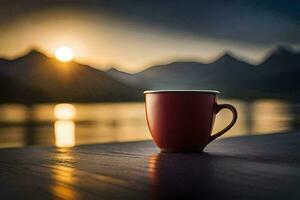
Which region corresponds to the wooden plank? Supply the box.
[0,132,300,199]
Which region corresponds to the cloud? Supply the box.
[1,0,299,46]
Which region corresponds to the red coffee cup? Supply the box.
[144,90,237,152]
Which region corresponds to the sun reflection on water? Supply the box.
[54,104,76,120]
[54,120,75,148]
[54,104,76,148]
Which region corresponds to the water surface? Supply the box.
[0,99,297,149]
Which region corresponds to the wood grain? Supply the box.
[1,132,300,199]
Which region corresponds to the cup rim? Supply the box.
[143,90,220,94]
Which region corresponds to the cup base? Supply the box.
[160,148,204,153]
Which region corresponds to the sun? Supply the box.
[55,46,74,62]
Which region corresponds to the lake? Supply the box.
[0,99,299,149]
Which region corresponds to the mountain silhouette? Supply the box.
[0,73,44,103]
[107,46,300,100]
[1,46,299,103]
[0,50,142,103]
[249,47,300,98]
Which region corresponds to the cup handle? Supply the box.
[209,104,238,143]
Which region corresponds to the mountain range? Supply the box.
[107,46,300,101]
[0,50,142,103]
[0,46,299,103]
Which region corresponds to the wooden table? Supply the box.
[1,132,300,200]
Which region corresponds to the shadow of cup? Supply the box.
[148,153,221,200]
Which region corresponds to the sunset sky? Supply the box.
[0,0,299,72]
